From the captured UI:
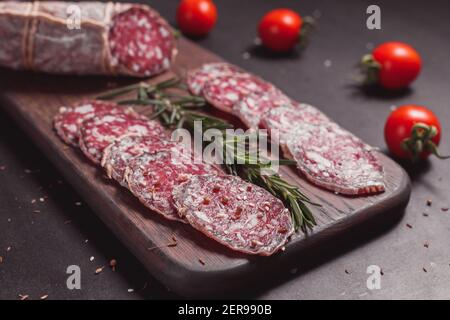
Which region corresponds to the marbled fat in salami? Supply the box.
[53,100,131,146]
[125,151,220,222]
[232,91,292,129]
[260,104,331,146]
[203,74,280,113]
[173,174,294,256]
[186,63,242,96]
[101,134,175,186]
[285,123,385,195]
[79,113,166,164]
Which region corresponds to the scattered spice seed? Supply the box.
[422,212,429,217]
[18,294,29,300]
[442,207,449,212]
[424,243,429,248]
[75,202,82,206]
[426,199,432,206]
[89,256,94,262]
[167,242,177,248]
[127,288,134,293]
[0,256,3,264]
[39,198,45,202]
[33,210,41,214]
[95,266,105,275]
[406,223,413,229]
[31,199,36,204]
[380,269,384,276]
[110,259,117,271]
[6,246,11,252]
[0,165,6,170]
[344,269,350,275]
[84,239,89,244]
[40,294,48,300]
[198,258,205,266]
[423,267,428,273]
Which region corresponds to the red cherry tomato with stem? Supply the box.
[258,9,304,52]
[361,42,422,90]
[176,0,217,37]
[384,105,448,161]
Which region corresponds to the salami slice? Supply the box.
[173,174,294,256]
[203,74,280,113]
[125,151,220,222]
[285,123,385,195]
[186,63,242,96]
[232,91,292,129]
[53,100,131,146]
[79,113,166,164]
[260,104,331,146]
[101,134,175,186]
[0,1,176,77]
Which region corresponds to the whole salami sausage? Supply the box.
[0,1,177,77]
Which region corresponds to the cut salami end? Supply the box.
[203,74,280,113]
[173,174,294,256]
[260,104,331,146]
[101,134,176,186]
[125,151,220,223]
[232,91,292,129]
[187,63,241,96]
[285,124,385,195]
[79,113,166,164]
[109,6,176,77]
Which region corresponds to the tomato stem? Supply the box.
[298,16,315,48]
[401,122,450,161]
[359,54,381,85]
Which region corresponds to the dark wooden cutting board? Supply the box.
[0,38,411,297]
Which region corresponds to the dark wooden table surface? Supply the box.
[1,0,449,300]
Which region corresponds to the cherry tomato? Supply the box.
[258,9,303,52]
[176,0,217,37]
[384,105,442,160]
[372,42,422,90]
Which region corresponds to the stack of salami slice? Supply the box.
[0,1,177,77]
[187,63,386,195]
[53,101,294,256]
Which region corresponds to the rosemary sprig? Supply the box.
[218,132,317,231]
[96,78,318,232]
